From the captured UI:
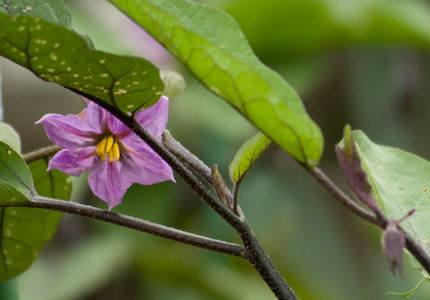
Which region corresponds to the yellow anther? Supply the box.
[109,148,115,163]
[96,137,107,156]
[113,143,120,161]
[97,136,120,163]
[105,136,114,153]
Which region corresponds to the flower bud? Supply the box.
[160,71,185,99]
[211,164,232,209]
[382,221,405,277]
[381,209,415,277]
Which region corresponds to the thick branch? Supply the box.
[17,196,246,257]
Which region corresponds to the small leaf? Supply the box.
[0,123,21,154]
[0,13,163,114]
[345,130,430,274]
[0,142,33,197]
[229,132,271,184]
[0,0,72,27]
[108,0,323,166]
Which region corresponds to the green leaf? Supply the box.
[0,0,72,27]
[0,143,71,281]
[0,142,33,197]
[108,0,323,166]
[0,123,21,154]
[0,13,163,113]
[29,158,71,200]
[229,132,271,184]
[0,278,19,300]
[344,131,430,273]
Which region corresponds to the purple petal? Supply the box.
[121,136,175,185]
[88,159,132,210]
[80,102,107,134]
[80,96,90,105]
[37,113,100,149]
[107,112,129,136]
[134,96,169,141]
[48,147,99,176]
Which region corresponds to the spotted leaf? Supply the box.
[0,13,163,114]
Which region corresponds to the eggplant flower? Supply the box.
[37,96,174,210]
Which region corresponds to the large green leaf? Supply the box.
[345,131,430,272]
[226,0,430,57]
[229,132,271,184]
[29,158,71,201]
[0,0,71,27]
[0,13,163,113]
[108,0,323,166]
[0,143,71,281]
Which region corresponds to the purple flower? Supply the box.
[37,96,174,210]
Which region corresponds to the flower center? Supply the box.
[96,135,121,162]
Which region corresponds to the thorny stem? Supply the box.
[308,166,430,276]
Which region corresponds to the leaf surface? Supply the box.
[345,131,430,272]
[0,13,163,113]
[0,0,71,26]
[108,0,323,166]
[229,132,271,184]
[0,143,71,281]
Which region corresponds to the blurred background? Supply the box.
[1,0,430,299]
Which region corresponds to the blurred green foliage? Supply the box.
[7,0,430,299]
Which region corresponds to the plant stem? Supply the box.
[23,145,61,163]
[21,196,246,257]
[162,130,212,183]
[69,89,298,299]
[309,166,430,276]
[309,166,379,225]
[239,222,299,300]
[403,230,430,275]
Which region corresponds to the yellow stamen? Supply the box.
[109,148,115,162]
[96,137,107,156]
[105,136,114,153]
[113,143,120,161]
[97,135,121,163]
